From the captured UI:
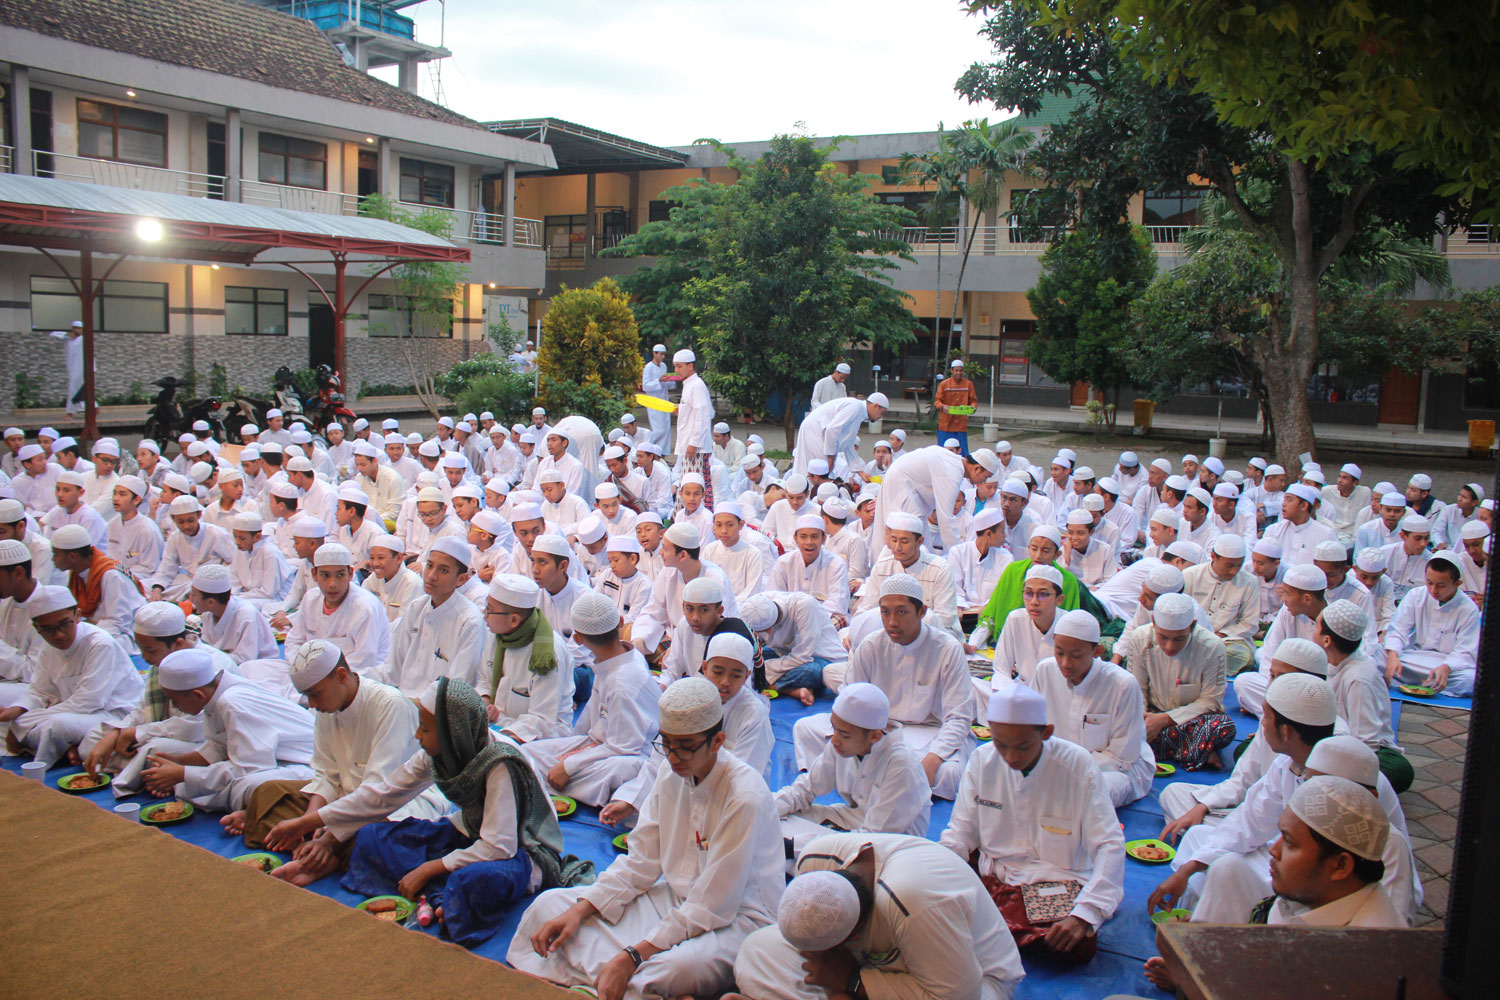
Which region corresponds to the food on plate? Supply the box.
[1133,844,1171,861]
[150,802,187,821]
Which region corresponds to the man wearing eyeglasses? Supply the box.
[0,585,141,766]
[511,676,783,1000]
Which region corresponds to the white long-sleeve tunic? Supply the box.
[948,540,1013,609]
[859,549,960,636]
[991,607,1057,687]
[758,591,847,685]
[283,584,392,678]
[775,725,931,838]
[10,622,142,733]
[147,522,236,594]
[1263,516,1337,567]
[792,396,866,475]
[1119,623,1228,724]
[1183,562,1261,649]
[847,623,974,762]
[362,565,423,621]
[633,562,739,654]
[106,511,164,579]
[1034,656,1150,779]
[673,372,715,458]
[378,592,487,696]
[770,548,850,617]
[482,628,575,742]
[872,446,971,552]
[176,672,315,808]
[200,595,280,663]
[702,538,769,601]
[1383,586,1481,685]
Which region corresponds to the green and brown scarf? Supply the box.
[488,607,559,696]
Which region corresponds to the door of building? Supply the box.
[1377,368,1421,425]
[308,304,336,370]
[1070,380,1091,406]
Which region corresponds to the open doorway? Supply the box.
[308,304,335,370]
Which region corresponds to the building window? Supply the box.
[648,200,677,223]
[258,132,327,188]
[1143,188,1209,240]
[76,99,167,167]
[399,158,455,207]
[544,214,588,259]
[368,293,452,338]
[30,276,168,333]
[225,286,288,336]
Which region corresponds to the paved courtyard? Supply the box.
[1398,702,1467,928]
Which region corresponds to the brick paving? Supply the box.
[1397,702,1468,928]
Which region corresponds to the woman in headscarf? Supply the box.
[328,677,593,946]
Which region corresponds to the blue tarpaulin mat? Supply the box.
[0,677,1355,998]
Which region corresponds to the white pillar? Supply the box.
[9,65,32,176]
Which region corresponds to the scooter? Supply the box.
[309,364,357,429]
[143,377,184,445]
[270,367,317,432]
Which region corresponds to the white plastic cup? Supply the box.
[113,802,142,819]
[21,761,47,781]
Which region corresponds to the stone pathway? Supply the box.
[1396,702,1467,928]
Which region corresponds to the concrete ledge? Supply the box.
[0,394,443,435]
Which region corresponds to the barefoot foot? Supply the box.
[1143,956,1176,992]
[220,810,246,836]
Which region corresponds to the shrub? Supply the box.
[538,378,635,429]
[454,370,539,426]
[538,278,642,397]
[436,353,517,401]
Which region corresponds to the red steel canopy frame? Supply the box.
[0,190,469,441]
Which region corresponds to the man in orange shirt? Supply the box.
[935,358,979,456]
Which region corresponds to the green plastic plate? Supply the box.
[612,833,629,852]
[1151,907,1192,925]
[57,772,112,794]
[231,852,284,873]
[356,895,414,921]
[551,795,577,818]
[1125,839,1177,864]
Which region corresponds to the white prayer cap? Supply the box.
[1399,514,1430,533]
[0,539,30,567]
[1302,469,1327,486]
[1286,483,1320,506]
[949,358,965,368]
[879,574,925,602]
[471,510,506,537]
[291,639,343,690]
[638,442,663,457]
[1305,734,1380,790]
[1050,454,1073,469]
[53,436,79,453]
[1245,456,1267,471]
[972,507,1004,533]
[1253,538,1283,559]
[714,501,745,521]
[265,408,285,420]
[1319,599,1369,644]
[158,648,218,690]
[406,432,423,446]
[0,498,22,523]
[1074,465,1095,480]
[451,483,483,502]
[1054,608,1100,644]
[313,542,352,567]
[867,391,890,409]
[571,591,622,637]
[679,471,706,488]
[56,470,86,488]
[536,469,565,487]
[426,535,471,569]
[988,683,1048,725]
[508,502,544,523]
[1029,524,1064,549]
[658,676,722,734]
[806,459,831,477]
[38,425,59,438]
[92,438,120,457]
[375,419,399,432]
[664,522,701,548]
[673,348,696,364]
[779,871,861,952]
[603,446,628,462]
[1482,498,1495,511]
[885,511,924,536]
[269,481,300,501]
[576,516,608,544]
[815,483,838,502]
[619,413,636,425]
[1313,540,1348,563]
[1164,475,1191,493]
[418,440,442,459]
[637,511,664,526]
[1265,672,1335,726]
[189,461,215,484]
[1096,477,1119,497]
[259,442,285,456]
[1461,520,1491,541]
[999,478,1029,499]
[1212,482,1239,499]
[437,416,455,430]
[1339,463,1362,479]
[1408,473,1432,490]
[1212,534,1247,560]
[416,486,447,506]
[292,516,327,539]
[232,511,264,533]
[1223,471,1244,485]
[1,426,19,438]
[1466,482,1486,501]
[606,534,642,555]
[682,575,724,604]
[1428,549,1463,574]
[1290,775,1389,861]
[1202,456,1225,476]
[1145,563,1184,595]
[133,601,186,637]
[1164,540,1205,564]
[738,594,779,631]
[794,513,824,534]
[50,524,92,551]
[218,469,243,485]
[652,343,667,353]
[239,445,260,460]
[518,432,539,446]
[1077,495,1105,515]
[855,488,879,508]
[1272,637,1328,676]
[352,417,369,431]
[169,495,203,515]
[1064,509,1092,527]
[337,485,371,506]
[531,534,572,560]
[27,585,78,618]
[1152,592,1196,630]
[594,482,621,501]
[290,428,313,444]
[368,535,403,555]
[747,441,766,456]
[191,563,232,593]
[14,443,41,460]
[783,473,810,495]
[1352,547,1384,573]
[712,421,731,436]
[440,454,467,470]
[890,428,907,441]
[706,631,754,667]
[138,439,162,455]
[1024,564,1064,590]
[1150,457,1172,474]
[1181,453,1198,465]
[1283,564,1327,592]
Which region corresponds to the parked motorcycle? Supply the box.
[183,396,230,442]
[143,377,184,446]
[308,364,357,429]
[270,367,317,432]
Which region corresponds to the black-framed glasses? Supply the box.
[651,736,711,760]
[34,615,77,636]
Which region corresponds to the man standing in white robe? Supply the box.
[641,344,672,453]
[49,320,87,414]
[790,393,888,479]
[872,444,1000,555]
[809,362,851,409]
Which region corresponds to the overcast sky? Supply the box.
[376,0,1011,147]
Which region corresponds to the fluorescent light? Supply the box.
[126,89,137,97]
[210,263,220,270]
[136,218,164,241]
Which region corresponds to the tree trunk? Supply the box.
[782,392,798,453]
[1265,157,1322,469]
[947,224,980,360]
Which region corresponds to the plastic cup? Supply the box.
[21,761,47,781]
[113,802,142,819]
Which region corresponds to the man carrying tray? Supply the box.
[935,357,978,456]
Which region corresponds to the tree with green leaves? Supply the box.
[610,134,918,446]
[537,277,642,397]
[1027,224,1156,426]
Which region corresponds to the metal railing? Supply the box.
[1147,225,1192,244]
[396,202,541,248]
[34,149,225,198]
[241,178,359,216]
[1453,225,1499,252]
[0,145,12,173]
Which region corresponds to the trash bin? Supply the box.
[1468,419,1495,457]
[1133,399,1156,432]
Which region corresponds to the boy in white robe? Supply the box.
[0,540,46,705]
[858,511,961,637]
[228,511,294,611]
[0,586,142,766]
[362,534,422,621]
[795,575,976,799]
[283,543,392,678]
[703,502,771,602]
[1382,552,1481,696]
[145,495,236,601]
[776,682,931,854]
[739,590,847,704]
[1183,533,1262,675]
[481,573,575,741]
[509,676,783,1000]
[524,592,659,806]
[1318,601,1411,792]
[42,470,109,548]
[769,513,850,623]
[941,684,1125,963]
[1061,509,1117,587]
[377,535,486,697]
[990,564,1063,690]
[192,564,280,664]
[631,522,739,658]
[0,497,59,587]
[597,535,653,631]
[106,475,164,581]
[335,484,388,574]
[948,506,1013,627]
[1233,563,1329,718]
[47,523,145,653]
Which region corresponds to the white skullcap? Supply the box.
[738,594,779,631]
[440,454,467,470]
[285,456,314,473]
[1305,734,1380,790]
[1074,465,1095,480]
[50,524,93,551]
[1283,564,1328,592]
[1065,509,1093,527]
[1165,475,1191,492]
[999,478,1029,498]
[664,522,701,548]
[1253,538,1283,559]
[855,488,879,508]
[1340,463,1362,479]
[1212,482,1239,499]
[231,511,264,533]
[987,683,1048,725]
[489,573,540,609]
[1290,775,1389,861]
[92,438,120,457]
[1030,524,1063,548]
[406,432,423,446]
[1164,540,1205,564]
[1399,514,1430,533]
[1286,483,1321,505]
[806,459,831,477]
[679,471,706,488]
[531,534,573,560]
[682,575,724,604]
[673,348,696,364]
[778,871,861,953]
[1150,457,1172,474]
[352,418,369,431]
[218,469,243,485]
[1408,473,1432,490]
[169,495,204,515]
[133,601,186,637]
[638,442,663,456]
[867,391,889,408]
[1,426,18,438]
[0,498,22,523]
[972,507,1004,533]
[576,516,608,544]
[794,513,825,534]
[1428,549,1463,574]
[269,481,301,501]
[429,535,472,569]
[191,563,232,593]
[571,591,622,636]
[313,542,352,567]
[138,438,163,455]
[831,682,889,731]
[472,510,506,537]
[970,449,1001,475]
[950,358,965,368]
[658,676,722,734]
[1054,608,1100,644]
[1223,471,1244,485]
[1265,672,1335,726]
[1461,520,1491,541]
[1152,592,1196,630]
[713,421,731,435]
[636,511,664,526]
[291,639,343,690]
[594,482,621,501]
[1149,507,1180,530]
[509,502,544,523]
[783,473,810,495]
[885,511,925,536]
[415,487,447,506]
[158,648,219,690]
[369,534,405,554]
[1352,547,1384,573]
[54,436,80,453]
[291,516,327,539]
[289,428,313,444]
[890,428,907,441]
[1082,494,1106,512]
[337,485,371,506]
[1024,564,1064,590]
[606,534,642,555]
[706,631,754,667]
[418,440,442,458]
[1272,637,1328,677]
[1145,563,1184,595]
[56,470,86,488]
[879,574,925,602]
[1050,454,1073,469]
[1186,487,1213,508]
[603,445,629,463]
[258,442,285,456]
[1180,453,1198,465]
[187,461,214,484]
[1313,540,1348,563]
[1202,456,1225,476]
[714,501,745,521]
[239,445,260,460]
[1466,482,1486,501]
[451,483,483,502]
[1212,535,1247,559]
[0,539,30,566]
[27,585,78,618]
[619,413,636,425]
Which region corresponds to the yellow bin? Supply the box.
[1468,419,1494,457]
[1133,399,1156,432]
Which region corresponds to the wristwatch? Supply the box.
[622,945,644,969]
[845,967,865,997]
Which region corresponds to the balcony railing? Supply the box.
[241,178,359,216]
[403,203,541,248]
[34,149,225,199]
[1148,225,1192,244]
[0,145,12,173]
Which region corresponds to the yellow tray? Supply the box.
[635,393,677,414]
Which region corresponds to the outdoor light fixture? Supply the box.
[488,282,497,288]
[365,136,376,143]
[210,263,220,270]
[126,89,137,97]
[136,218,164,241]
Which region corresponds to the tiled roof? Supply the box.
[1019,91,1093,128]
[0,0,483,130]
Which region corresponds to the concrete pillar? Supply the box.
[584,172,596,263]
[501,161,516,246]
[628,172,640,233]
[9,65,32,176]
[378,137,394,198]
[224,107,241,200]
[399,56,421,94]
